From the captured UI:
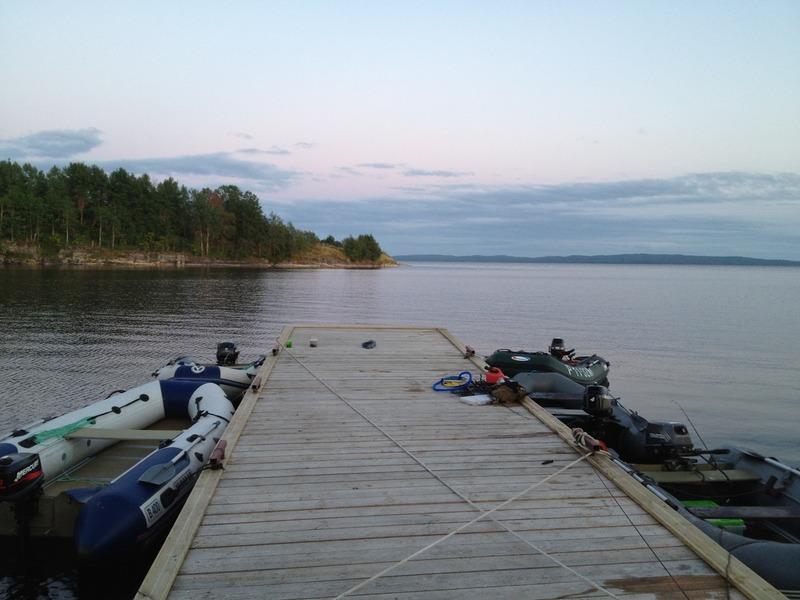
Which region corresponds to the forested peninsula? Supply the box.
[0,160,393,268]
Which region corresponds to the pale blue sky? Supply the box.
[2,1,799,257]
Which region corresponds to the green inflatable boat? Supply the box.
[485,338,610,385]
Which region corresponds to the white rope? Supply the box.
[277,345,620,599]
[334,452,610,599]
[591,466,692,600]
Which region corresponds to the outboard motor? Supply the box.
[549,337,574,360]
[1,452,45,547]
[565,387,695,464]
[583,385,613,416]
[617,419,694,463]
[0,452,44,502]
[216,342,239,366]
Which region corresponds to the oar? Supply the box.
[138,420,222,486]
[139,451,186,486]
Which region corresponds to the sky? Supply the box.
[1,1,799,258]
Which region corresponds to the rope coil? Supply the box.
[431,371,473,392]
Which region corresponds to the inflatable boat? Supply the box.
[512,372,800,593]
[0,377,234,561]
[72,382,233,561]
[0,378,214,502]
[486,337,610,384]
[152,343,265,403]
[620,450,800,593]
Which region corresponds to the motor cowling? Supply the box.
[617,421,694,463]
[0,452,44,502]
[549,337,566,358]
[583,385,613,415]
[216,342,239,366]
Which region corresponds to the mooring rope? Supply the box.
[334,453,603,599]
[504,403,694,599]
[592,465,692,600]
[278,345,620,599]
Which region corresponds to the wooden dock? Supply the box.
[137,325,781,599]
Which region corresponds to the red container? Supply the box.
[485,367,505,385]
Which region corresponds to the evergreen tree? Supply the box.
[0,160,383,264]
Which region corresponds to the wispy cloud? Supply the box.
[277,172,800,259]
[2,128,299,192]
[0,128,102,159]
[236,146,290,156]
[97,153,297,191]
[337,163,471,178]
[402,168,473,178]
[229,131,253,140]
[336,166,362,176]
[358,162,401,170]
[294,142,316,150]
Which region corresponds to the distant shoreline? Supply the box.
[393,253,800,267]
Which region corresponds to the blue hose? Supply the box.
[432,371,473,392]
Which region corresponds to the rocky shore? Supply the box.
[1,243,397,270]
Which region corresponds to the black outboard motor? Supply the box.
[0,453,44,502]
[574,386,694,463]
[583,385,613,416]
[616,418,694,463]
[549,337,575,360]
[216,342,239,366]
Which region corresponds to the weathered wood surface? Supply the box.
[138,325,777,600]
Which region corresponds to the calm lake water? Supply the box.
[1,262,799,597]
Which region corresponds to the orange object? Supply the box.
[485,367,505,385]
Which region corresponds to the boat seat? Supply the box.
[64,427,181,441]
[640,469,761,485]
[688,506,800,520]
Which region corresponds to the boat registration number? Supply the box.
[141,496,164,527]
[565,366,594,378]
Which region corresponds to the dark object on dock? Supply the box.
[486,338,610,384]
[216,342,239,366]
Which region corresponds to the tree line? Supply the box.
[0,160,384,262]
[322,234,383,262]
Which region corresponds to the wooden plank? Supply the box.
[168,563,730,598]
[65,427,181,441]
[170,558,720,590]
